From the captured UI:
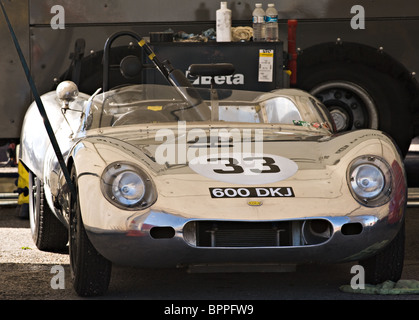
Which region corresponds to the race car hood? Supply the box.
[70,126,398,222]
[91,124,386,175]
[89,125,330,174]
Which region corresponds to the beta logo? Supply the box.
[185,70,245,86]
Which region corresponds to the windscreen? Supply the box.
[85,84,330,131]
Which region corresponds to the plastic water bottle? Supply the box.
[265,3,279,42]
[252,3,265,42]
[216,2,231,42]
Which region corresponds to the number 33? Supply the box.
[209,156,281,174]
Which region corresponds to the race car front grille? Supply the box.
[183,219,334,247]
[185,221,293,247]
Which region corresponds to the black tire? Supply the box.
[298,62,414,156]
[69,165,112,297]
[360,221,405,285]
[28,171,68,252]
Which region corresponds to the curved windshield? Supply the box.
[85,84,331,131]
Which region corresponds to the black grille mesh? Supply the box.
[196,221,292,247]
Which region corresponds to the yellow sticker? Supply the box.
[259,49,274,82]
[148,53,156,60]
[247,201,263,207]
[148,106,162,111]
[259,51,274,58]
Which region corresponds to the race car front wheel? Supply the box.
[69,165,112,297]
[359,221,405,284]
[28,170,68,252]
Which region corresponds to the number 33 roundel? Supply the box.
[188,153,298,185]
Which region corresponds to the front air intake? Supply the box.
[186,221,293,247]
[302,219,333,245]
[183,219,334,248]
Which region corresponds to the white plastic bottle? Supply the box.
[216,2,231,42]
[252,3,265,42]
[265,3,279,41]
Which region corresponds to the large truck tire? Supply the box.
[297,42,419,157]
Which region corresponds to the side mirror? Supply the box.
[56,81,79,108]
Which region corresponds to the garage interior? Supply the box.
[1,0,419,300]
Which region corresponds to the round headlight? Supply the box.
[350,164,384,199]
[112,171,145,205]
[101,162,156,210]
[348,156,392,207]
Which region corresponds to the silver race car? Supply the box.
[19,32,407,297]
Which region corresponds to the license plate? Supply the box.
[209,187,295,198]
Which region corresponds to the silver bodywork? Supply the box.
[19,83,407,268]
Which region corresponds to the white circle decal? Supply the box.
[188,153,298,185]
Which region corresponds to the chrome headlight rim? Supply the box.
[100,161,156,210]
[347,155,392,207]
